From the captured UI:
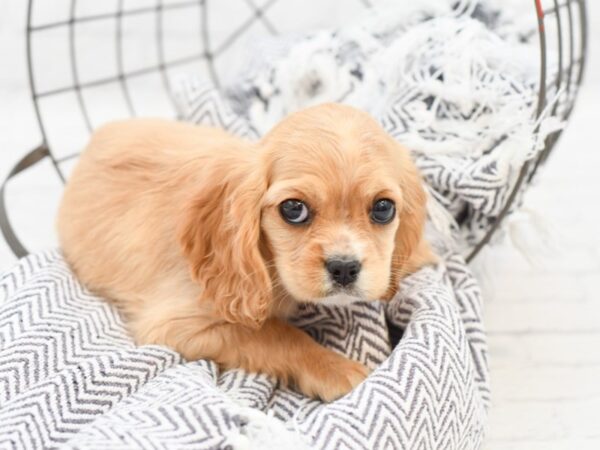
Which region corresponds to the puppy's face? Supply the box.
[259,104,426,305]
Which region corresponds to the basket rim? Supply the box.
[0,0,589,262]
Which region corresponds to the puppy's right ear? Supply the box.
[177,151,272,329]
[382,140,437,300]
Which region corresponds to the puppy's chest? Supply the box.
[272,294,299,319]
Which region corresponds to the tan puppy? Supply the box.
[57,103,435,401]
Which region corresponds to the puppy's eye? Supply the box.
[279,199,311,225]
[370,199,396,224]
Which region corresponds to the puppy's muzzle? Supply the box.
[325,257,361,287]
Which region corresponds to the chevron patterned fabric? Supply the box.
[197,0,563,254]
[0,243,488,449]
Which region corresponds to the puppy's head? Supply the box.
[261,104,432,305]
[179,103,432,328]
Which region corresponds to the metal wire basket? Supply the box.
[0,0,588,262]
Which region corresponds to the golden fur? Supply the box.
[57,103,435,401]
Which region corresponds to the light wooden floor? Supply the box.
[1,2,599,449]
[479,8,600,444]
[478,65,600,448]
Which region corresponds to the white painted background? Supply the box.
[1,1,599,448]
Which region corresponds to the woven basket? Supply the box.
[0,0,587,260]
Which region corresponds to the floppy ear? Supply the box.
[384,143,436,299]
[177,154,271,329]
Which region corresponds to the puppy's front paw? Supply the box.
[295,351,370,402]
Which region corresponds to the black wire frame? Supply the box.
[0,0,589,262]
[465,0,588,261]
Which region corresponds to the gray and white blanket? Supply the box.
[179,0,562,252]
[0,243,488,449]
[1,0,563,448]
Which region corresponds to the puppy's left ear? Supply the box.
[384,143,437,299]
[178,152,272,329]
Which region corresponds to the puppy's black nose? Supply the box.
[325,258,361,286]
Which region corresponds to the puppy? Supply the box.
[57,103,435,401]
